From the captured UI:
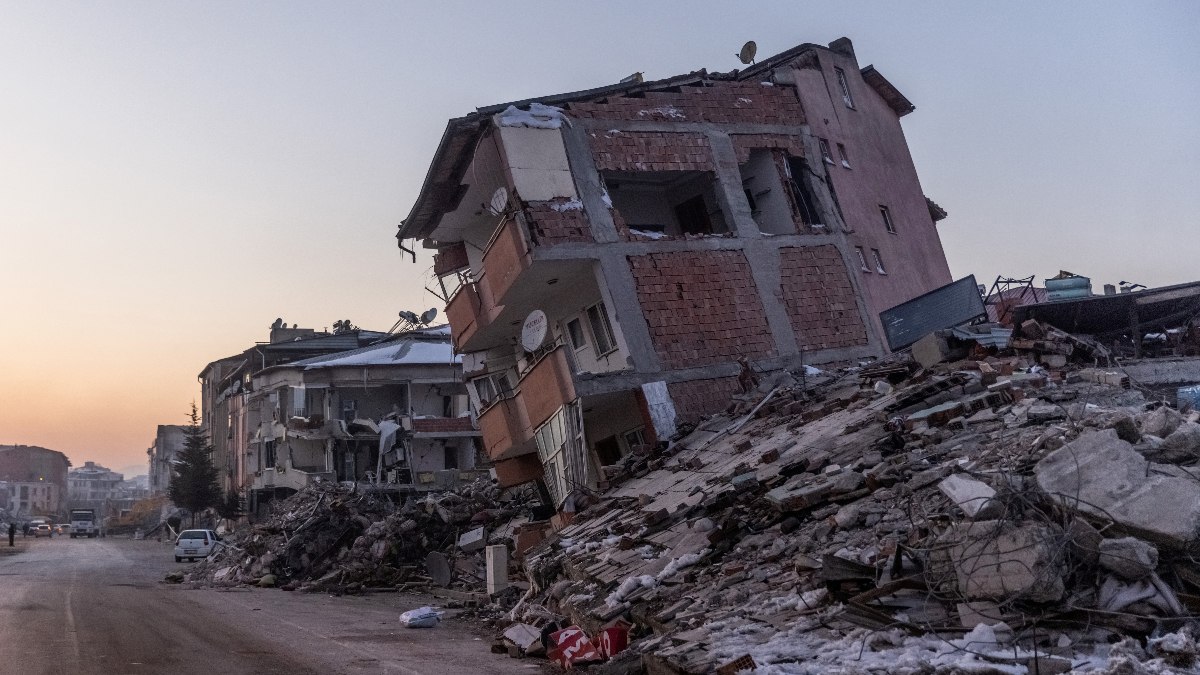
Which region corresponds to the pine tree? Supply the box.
[168,403,222,527]
[216,490,243,524]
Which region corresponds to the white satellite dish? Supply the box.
[738,41,757,65]
[488,187,508,216]
[419,307,438,325]
[520,310,549,352]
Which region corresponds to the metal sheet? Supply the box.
[880,276,986,351]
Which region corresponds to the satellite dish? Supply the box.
[419,307,438,325]
[738,41,757,65]
[398,310,419,325]
[488,187,508,216]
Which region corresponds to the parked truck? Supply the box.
[70,509,97,538]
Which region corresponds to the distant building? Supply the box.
[146,425,187,496]
[0,445,70,517]
[68,461,125,503]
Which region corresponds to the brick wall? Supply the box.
[525,200,594,245]
[778,246,869,351]
[411,417,476,433]
[589,131,713,173]
[433,242,469,275]
[629,250,775,369]
[568,82,805,126]
[730,133,807,164]
[668,376,742,424]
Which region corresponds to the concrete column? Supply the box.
[486,544,509,596]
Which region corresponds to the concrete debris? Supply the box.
[933,520,1066,602]
[1098,537,1158,580]
[937,474,1001,520]
[1036,429,1200,548]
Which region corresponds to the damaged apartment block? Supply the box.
[397,37,953,516]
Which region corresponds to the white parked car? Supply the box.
[174,529,221,562]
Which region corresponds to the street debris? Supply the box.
[400,606,444,628]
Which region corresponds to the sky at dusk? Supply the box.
[0,2,1196,476]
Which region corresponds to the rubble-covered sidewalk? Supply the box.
[496,320,1200,674]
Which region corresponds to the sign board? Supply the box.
[879,275,986,352]
[520,309,549,352]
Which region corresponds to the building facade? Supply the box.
[0,445,70,517]
[147,424,187,496]
[397,38,953,510]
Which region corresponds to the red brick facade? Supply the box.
[411,417,476,433]
[668,376,743,424]
[568,82,806,126]
[589,131,713,173]
[525,200,594,245]
[730,133,807,164]
[433,241,469,275]
[629,250,775,369]
[778,246,869,350]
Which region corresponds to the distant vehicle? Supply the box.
[55,524,70,535]
[33,524,53,538]
[174,529,221,562]
[70,509,98,538]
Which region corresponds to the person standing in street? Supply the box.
[7,522,14,547]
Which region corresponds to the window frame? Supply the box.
[835,67,855,109]
[855,246,871,272]
[565,318,587,352]
[836,143,851,169]
[819,138,835,165]
[586,303,618,357]
[879,205,897,234]
[871,248,888,275]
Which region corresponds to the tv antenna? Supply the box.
[737,41,757,65]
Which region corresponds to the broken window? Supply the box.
[784,156,823,229]
[587,303,617,356]
[837,143,851,169]
[622,428,645,453]
[264,440,277,469]
[879,205,896,234]
[835,67,855,109]
[872,248,888,275]
[739,149,794,235]
[819,138,834,165]
[602,170,728,237]
[565,318,587,351]
[471,371,513,409]
[443,443,458,470]
[855,246,871,272]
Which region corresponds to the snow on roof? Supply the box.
[292,328,459,370]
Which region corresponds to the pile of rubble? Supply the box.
[179,478,527,593]
[492,320,1200,673]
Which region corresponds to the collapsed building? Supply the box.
[196,321,482,516]
[396,37,953,517]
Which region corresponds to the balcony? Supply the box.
[518,346,577,430]
[444,280,499,353]
[482,216,533,308]
[477,395,535,461]
[251,465,335,493]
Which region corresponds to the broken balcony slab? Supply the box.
[1035,429,1200,549]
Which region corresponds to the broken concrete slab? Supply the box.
[938,474,1001,520]
[935,520,1066,602]
[1098,537,1158,580]
[1035,429,1200,549]
[1140,406,1183,439]
[1159,422,1200,463]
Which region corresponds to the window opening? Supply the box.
[566,318,587,351]
[819,138,834,164]
[601,170,728,237]
[472,372,513,408]
[835,67,855,108]
[443,443,458,470]
[674,195,712,235]
[587,303,617,356]
[855,246,871,272]
[594,436,622,467]
[784,156,822,228]
[872,249,888,275]
[879,205,896,234]
[837,143,851,169]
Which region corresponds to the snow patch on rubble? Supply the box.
[629,229,668,240]
[549,199,583,212]
[496,102,569,129]
[657,549,708,579]
[705,620,1034,675]
[600,187,613,209]
[605,574,657,607]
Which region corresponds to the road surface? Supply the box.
[0,535,542,675]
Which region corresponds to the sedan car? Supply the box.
[32,524,53,538]
[174,529,221,562]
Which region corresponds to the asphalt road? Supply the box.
[0,536,543,675]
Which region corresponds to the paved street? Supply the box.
[0,536,541,675]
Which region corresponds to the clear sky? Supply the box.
[0,2,1196,476]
